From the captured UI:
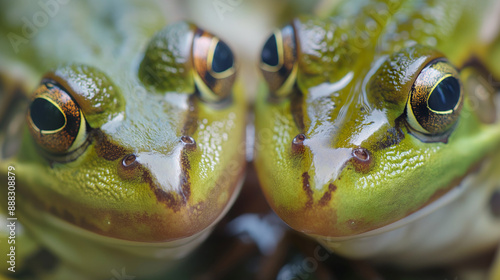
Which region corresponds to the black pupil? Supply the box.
[212,41,234,73]
[427,76,461,112]
[261,34,279,67]
[30,98,65,131]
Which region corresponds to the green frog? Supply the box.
[255,0,500,277]
[0,1,246,279]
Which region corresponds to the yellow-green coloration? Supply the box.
[255,0,500,268]
[0,1,246,279]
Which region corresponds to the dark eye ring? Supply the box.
[193,31,236,103]
[259,24,297,98]
[406,59,463,136]
[27,80,87,154]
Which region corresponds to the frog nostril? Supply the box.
[351,147,372,173]
[181,135,196,151]
[122,154,137,167]
[118,154,140,180]
[293,133,306,144]
[490,190,500,218]
[292,133,306,154]
[352,147,370,162]
[181,135,196,145]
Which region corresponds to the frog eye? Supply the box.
[259,24,297,98]
[406,60,463,136]
[27,80,87,154]
[192,31,236,103]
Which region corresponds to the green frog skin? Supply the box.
[255,0,500,275]
[0,1,246,279]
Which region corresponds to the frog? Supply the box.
[254,0,500,278]
[0,1,246,279]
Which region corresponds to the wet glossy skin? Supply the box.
[0,0,245,278]
[255,0,500,263]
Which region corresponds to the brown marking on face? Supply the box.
[377,124,405,150]
[318,183,337,206]
[93,129,127,161]
[302,172,313,209]
[142,169,184,212]
[136,140,195,211]
[180,146,192,201]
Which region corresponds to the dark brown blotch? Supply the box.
[302,172,314,209]
[377,125,405,149]
[180,147,192,201]
[318,183,337,206]
[93,129,127,161]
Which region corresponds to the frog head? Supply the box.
[15,21,246,243]
[254,12,500,239]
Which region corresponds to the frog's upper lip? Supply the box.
[326,171,473,242]
[316,157,484,241]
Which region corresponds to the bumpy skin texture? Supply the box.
[0,0,246,276]
[255,0,500,238]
